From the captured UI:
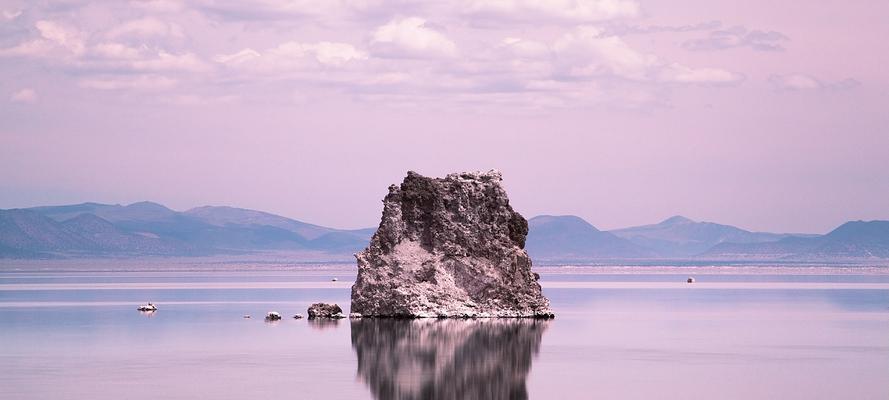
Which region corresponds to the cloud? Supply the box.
[130,51,209,72]
[0,20,85,58]
[554,26,657,80]
[295,41,368,66]
[214,48,261,65]
[551,26,742,84]
[768,74,860,91]
[0,39,56,57]
[105,17,184,39]
[2,9,22,20]
[604,20,722,36]
[499,37,550,59]
[660,63,744,84]
[194,0,351,21]
[79,75,178,91]
[91,42,144,59]
[165,93,239,106]
[129,0,187,13]
[83,42,210,73]
[371,17,457,58]
[35,20,86,55]
[683,26,788,52]
[464,0,640,23]
[215,41,367,73]
[0,2,745,110]
[192,0,428,22]
[10,88,38,103]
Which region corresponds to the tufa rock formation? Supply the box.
[350,170,553,318]
[307,303,345,319]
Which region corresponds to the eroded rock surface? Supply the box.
[351,170,552,318]
[307,303,345,319]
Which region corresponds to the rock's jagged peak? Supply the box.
[387,169,504,193]
[351,170,552,318]
[443,169,502,181]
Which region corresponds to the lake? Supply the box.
[1,263,888,399]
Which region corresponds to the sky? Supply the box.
[1,0,887,234]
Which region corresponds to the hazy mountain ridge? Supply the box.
[0,208,186,257]
[1,203,374,259]
[609,215,806,257]
[705,220,889,260]
[1,202,886,261]
[526,215,653,261]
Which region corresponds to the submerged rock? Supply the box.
[307,303,345,319]
[351,170,553,318]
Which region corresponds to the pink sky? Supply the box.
[1,0,887,233]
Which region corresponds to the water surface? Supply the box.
[1,265,887,399]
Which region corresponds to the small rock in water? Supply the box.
[265,311,282,320]
[292,314,304,319]
[687,277,695,283]
[307,303,345,319]
[243,315,252,319]
[331,277,338,282]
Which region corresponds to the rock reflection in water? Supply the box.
[308,318,341,330]
[351,319,549,400]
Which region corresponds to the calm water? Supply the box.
[1,265,888,399]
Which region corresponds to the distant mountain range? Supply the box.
[526,215,654,260]
[1,202,887,261]
[0,202,373,259]
[703,220,889,260]
[609,215,808,257]
[526,215,886,262]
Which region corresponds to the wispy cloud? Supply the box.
[603,20,723,36]
[463,0,640,23]
[768,74,860,91]
[105,17,184,39]
[78,75,178,91]
[0,20,85,58]
[2,8,22,20]
[683,26,789,52]
[552,26,743,84]
[215,41,367,72]
[10,88,38,103]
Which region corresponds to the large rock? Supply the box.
[350,170,553,318]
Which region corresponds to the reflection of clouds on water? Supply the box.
[351,319,549,400]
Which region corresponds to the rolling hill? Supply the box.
[0,202,374,258]
[705,220,889,260]
[609,215,798,257]
[525,215,653,261]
